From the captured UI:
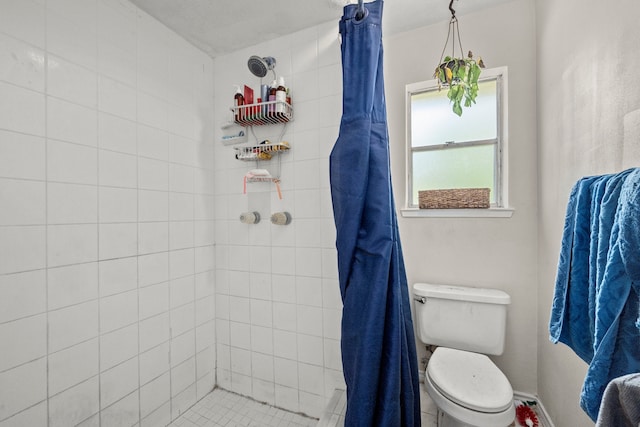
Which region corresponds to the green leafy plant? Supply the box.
[433,51,485,116]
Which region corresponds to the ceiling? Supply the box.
[129,0,515,58]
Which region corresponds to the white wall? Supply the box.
[0,0,215,426]
[536,0,640,425]
[385,0,538,394]
[212,22,345,418]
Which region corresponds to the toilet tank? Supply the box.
[413,283,511,355]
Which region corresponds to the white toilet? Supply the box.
[413,283,515,427]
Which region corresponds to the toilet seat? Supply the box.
[425,368,515,427]
[427,347,513,413]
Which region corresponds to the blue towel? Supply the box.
[588,175,614,340]
[550,168,640,421]
[590,171,632,339]
[549,174,603,363]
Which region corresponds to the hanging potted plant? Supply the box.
[434,51,484,116]
[433,1,485,116]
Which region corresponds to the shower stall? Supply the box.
[0,0,344,425]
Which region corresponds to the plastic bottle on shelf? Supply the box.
[233,85,244,122]
[275,76,287,119]
[260,84,269,118]
[268,80,277,119]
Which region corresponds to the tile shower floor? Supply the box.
[169,387,438,427]
[168,388,318,427]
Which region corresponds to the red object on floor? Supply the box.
[516,404,539,427]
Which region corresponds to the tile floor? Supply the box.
[169,386,549,427]
[169,386,438,427]
[168,388,318,427]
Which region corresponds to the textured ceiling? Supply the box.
[129,0,515,58]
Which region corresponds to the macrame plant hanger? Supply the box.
[433,0,485,116]
[437,0,464,70]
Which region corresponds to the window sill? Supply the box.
[400,207,514,218]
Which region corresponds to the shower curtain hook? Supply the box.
[356,0,365,20]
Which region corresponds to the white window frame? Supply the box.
[402,66,512,218]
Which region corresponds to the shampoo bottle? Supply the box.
[233,85,244,122]
[260,84,269,118]
[268,80,277,118]
[275,76,286,118]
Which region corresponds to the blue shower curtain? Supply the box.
[329,1,421,425]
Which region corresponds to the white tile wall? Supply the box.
[0,82,46,136]
[0,358,47,421]
[0,270,47,324]
[100,324,138,371]
[213,21,345,419]
[0,0,214,425]
[98,257,137,296]
[47,262,98,310]
[0,179,47,225]
[46,140,97,185]
[0,315,47,372]
[100,391,139,427]
[48,338,98,396]
[0,226,46,274]
[48,377,99,427]
[48,300,99,353]
[100,357,139,409]
[48,183,98,224]
[140,342,171,386]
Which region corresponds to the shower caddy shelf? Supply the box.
[230,100,293,126]
[227,100,293,198]
[234,143,290,162]
[236,143,289,193]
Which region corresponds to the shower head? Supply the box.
[247,55,276,79]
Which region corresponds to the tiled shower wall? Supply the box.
[212,22,346,418]
[0,0,215,425]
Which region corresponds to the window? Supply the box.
[405,67,507,210]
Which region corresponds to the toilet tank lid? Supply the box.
[413,283,511,305]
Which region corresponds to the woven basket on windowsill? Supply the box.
[418,188,490,209]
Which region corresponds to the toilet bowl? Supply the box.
[424,347,515,427]
[412,283,515,427]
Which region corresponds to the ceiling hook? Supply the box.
[449,0,456,18]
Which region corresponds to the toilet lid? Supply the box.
[427,347,513,413]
